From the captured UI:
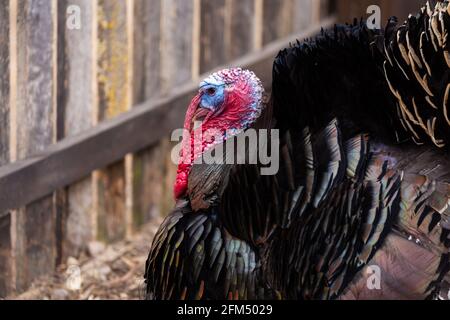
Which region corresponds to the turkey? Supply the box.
[145,1,450,300]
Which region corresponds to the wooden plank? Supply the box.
[132,0,163,101]
[319,0,332,20]
[13,0,57,292]
[293,0,314,32]
[16,1,56,159]
[0,2,11,297]
[160,0,195,94]
[329,0,337,16]
[56,0,97,259]
[0,2,10,167]
[132,0,165,229]
[0,213,12,297]
[132,146,165,226]
[263,0,294,45]
[227,0,255,60]
[0,19,336,215]
[96,0,132,242]
[192,0,201,79]
[200,0,226,73]
[254,0,264,50]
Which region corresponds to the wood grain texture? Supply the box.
[97,160,126,242]
[263,0,294,45]
[293,0,314,32]
[132,0,164,101]
[227,0,255,60]
[57,0,96,259]
[96,0,131,242]
[16,0,55,159]
[13,0,57,293]
[319,0,332,20]
[200,0,226,73]
[133,144,166,227]
[97,0,130,121]
[0,2,10,167]
[15,197,55,292]
[160,0,195,94]
[132,0,162,229]
[0,2,12,298]
[0,213,12,297]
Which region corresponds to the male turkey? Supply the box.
[145,1,450,300]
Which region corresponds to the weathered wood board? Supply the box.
[160,0,195,94]
[96,160,127,242]
[0,3,9,167]
[293,0,314,32]
[131,0,161,229]
[14,0,57,292]
[132,0,156,105]
[227,0,255,60]
[56,0,96,260]
[263,0,294,45]
[0,2,11,297]
[96,0,131,242]
[0,214,12,297]
[200,0,226,73]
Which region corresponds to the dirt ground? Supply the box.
[8,218,163,300]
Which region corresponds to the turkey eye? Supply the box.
[206,87,216,96]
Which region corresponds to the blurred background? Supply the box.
[0,0,429,299]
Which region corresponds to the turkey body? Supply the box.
[145,2,450,300]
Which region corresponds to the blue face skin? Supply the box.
[199,83,226,112]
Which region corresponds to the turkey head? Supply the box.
[174,68,265,210]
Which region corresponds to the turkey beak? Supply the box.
[191,105,210,130]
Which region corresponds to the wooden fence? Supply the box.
[0,0,336,297]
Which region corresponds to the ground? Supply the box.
[7,218,163,300]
